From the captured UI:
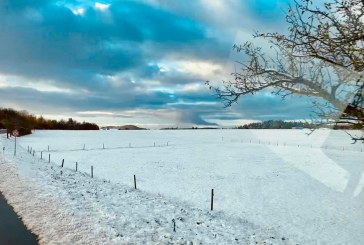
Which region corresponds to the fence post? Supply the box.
[48,154,50,163]
[48,145,49,151]
[76,162,78,171]
[91,166,93,178]
[134,175,137,189]
[172,219,176,232]
[211,189,214,211]
[14,136,17,156]
[41,151,43,160]
[61,159,64,168]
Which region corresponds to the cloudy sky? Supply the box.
[0,0,313,128]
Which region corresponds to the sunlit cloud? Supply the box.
[94,2,111,11]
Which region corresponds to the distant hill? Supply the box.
[101,125,147,130]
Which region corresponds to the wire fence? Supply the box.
[2,136,364,212]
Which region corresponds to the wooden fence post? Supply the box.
[14,136,17,156]
[61,159,64,168]
[48,154,50,163]
[172,219,176,232]
[41,151,43,160]
[91,166,93,178]
[211,189,214,211]
[134,175,137,189]
[75,162,78,171]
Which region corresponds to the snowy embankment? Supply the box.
[0,134,294,245]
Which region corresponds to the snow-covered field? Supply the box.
[0,129,363,244]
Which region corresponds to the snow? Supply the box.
[0,129,363,244]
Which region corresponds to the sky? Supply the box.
[0,0,314,128]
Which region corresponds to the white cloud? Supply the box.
[179,83,205,92]
[70,7,85,16]
[162,60,224,79]
[77,111,116,116]
[94,2,111,11]
[167,100,218,106]
[0,73,75,94]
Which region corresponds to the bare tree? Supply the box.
[207,0,363,142]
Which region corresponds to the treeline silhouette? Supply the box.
[0,108,99,137]
[238,120,313,129]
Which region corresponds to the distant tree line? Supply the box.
[0,108,99,137]
[238,120,313,129]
